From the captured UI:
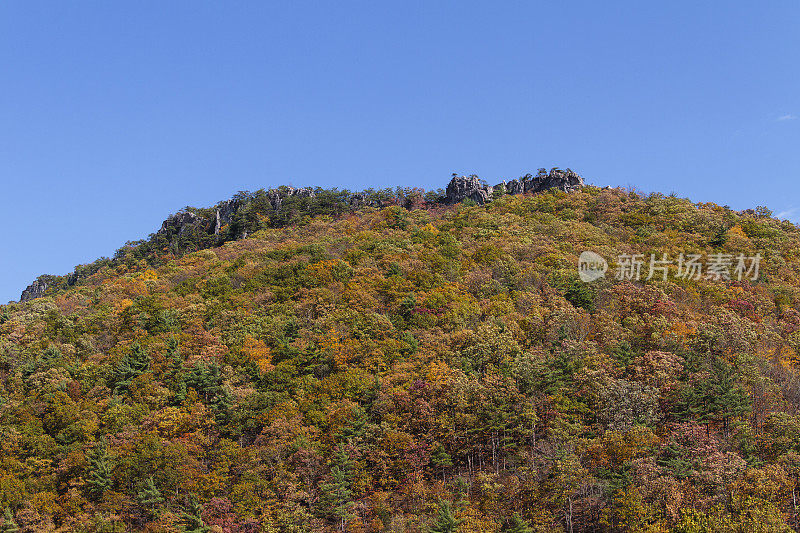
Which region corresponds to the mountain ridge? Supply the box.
[18,168,585,303]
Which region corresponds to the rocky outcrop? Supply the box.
[154,169,584,249]
[20,275,59,302]
[158,211,201,236]
[154,186,325,244]
[525,167,584,193]
[505,179,524,195]
[444,175,492,205]
[444,168,584,205]
[214,199,241,235]
[156,186,323,244]
[291,187,316,199]
[263,186,317,212]
[266,190,282,212]
[18,168,587,301]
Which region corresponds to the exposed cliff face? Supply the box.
[154,186,325,244]
[444,168,585,205]
[444,175,492,205]
[214,198,241,235]
[17,168,587,302]
[19,275,58,302]
[158,211,202,235]
[162,171,587,244]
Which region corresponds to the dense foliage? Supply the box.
[3,186,800,531]
[24,186,443,300]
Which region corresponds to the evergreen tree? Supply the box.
[22,345,63,380]
[165,337,187,406]
[333,405,368,444]
[427,500,462,533]
[0,507,18,533]
[503,513,533,533]
[675,355,750,435]
[431,443,453,481]
[707,357,751,436]
[113,343,151,394]
[184,362,231,425]
[181,497,209,533]
[137,476,164,518]
[319,443,354,531]
[86,438,112,499]
[165,336,181,372]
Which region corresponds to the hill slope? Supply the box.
[17,168,584,303]
[2,186,800,531]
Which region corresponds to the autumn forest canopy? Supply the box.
[4,184,800,532]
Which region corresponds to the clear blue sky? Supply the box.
[1,1,799,303]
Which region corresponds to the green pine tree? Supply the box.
[180,497,209,533]
[503,513,533,533]
[113,342,151,394]
[319,443,355,532]
[675,355,750,436]
[333,405,368,443]
[137,476,164,518]
[184,362,231,425]
[165,336,181,371]
[165,337,187,406]
[0,507,19,533]
[427,500,462,533]
[86,438,112,499]
[707,357,751,436]
[431,443,453,481]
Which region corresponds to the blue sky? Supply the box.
[1,1,799,303]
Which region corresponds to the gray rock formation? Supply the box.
[524,167,584,194]
[156,186,323,244]
[505,179,524,195]
[267,190,283,211]
[349,193,366,208]
[444,175,492,205]
[444,168,584,205]
[18,168,587,301]
[214,199,241,234]
[266,186,316,211]
[157,211,200,236]
[20,275,56,302]
[291,187,316,198]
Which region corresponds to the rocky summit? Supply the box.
[18,275,55,302]
[17,168,584,302]
[444,167,585,205]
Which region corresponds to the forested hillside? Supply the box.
[3,185,800,532]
